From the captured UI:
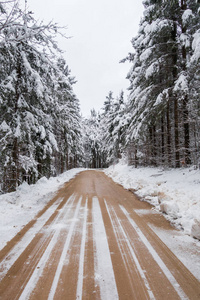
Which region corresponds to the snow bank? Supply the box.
[0,168,84,250]
[104,162,200,240]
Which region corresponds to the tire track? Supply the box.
[1,170,200,300]
[18,194,77,300]
[48,196,82,300]
[76,198,88,300]
[0,194,76,300]
[105,199,155,300]
[0,197,64,281]
[92,197,119,300]
[120,204,188,300]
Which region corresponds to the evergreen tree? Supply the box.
[101,91,127,165]
[82,109,104,168]
[125,0,200,168]
[53,59,83,172]
[0,1,82,192]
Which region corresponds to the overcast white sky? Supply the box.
[25,0,144,116]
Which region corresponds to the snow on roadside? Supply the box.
[104,161,200,240]
[0,168,84,251]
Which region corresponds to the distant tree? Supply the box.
[101,91,127,165]
[82,109,104,168]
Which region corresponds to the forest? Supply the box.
[0,0,200,193]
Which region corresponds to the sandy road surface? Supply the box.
[0,170,200,300]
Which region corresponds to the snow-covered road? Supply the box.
[0,171,200,299]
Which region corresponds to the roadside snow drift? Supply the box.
[0,168,84,251]
[104,162,200,240]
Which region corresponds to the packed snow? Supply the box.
[48,196,82,300]
[191,29,200,62]
[174,72,189,93]
[105,200,155,299]
[0,168,84,251]
[104,160,200,241]
[93,197,119,300]
[182,9,194,26]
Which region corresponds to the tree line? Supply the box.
[1,0,200,193]
[0,1,83,193]
[84,0,200,170]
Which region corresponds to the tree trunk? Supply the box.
[166,100,171,166]
[134,143,138,168]
[172,21,180,168]
[180,0,191,165]
[183,95,191,165]
[174,98,180,167]
[161,115,165,165]
[10,44,22,190]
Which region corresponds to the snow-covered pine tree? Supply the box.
[126,0,179,167]
[125,0,200,168]
[101,91,127,165]
[188,1,200,166]
[0,1,82,192]
[82,109,104,168]
[52,58,83,173]
[100,91,115,165]
[178,0,200,166]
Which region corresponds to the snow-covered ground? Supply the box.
[0,165,200,283]
[0,168,84,251]
[104,161,200,240]
[1,165,199,248]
